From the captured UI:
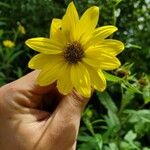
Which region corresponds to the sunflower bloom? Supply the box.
[3,40,15,48]
[18,23,26,34]
[25,2,124,97]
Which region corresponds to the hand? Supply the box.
[0,71,89,150]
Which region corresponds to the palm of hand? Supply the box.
[0,72,87,150]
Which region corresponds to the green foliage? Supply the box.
[0,0,150,149]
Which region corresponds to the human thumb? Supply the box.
[55,90,90,119]
[43,90,90,149]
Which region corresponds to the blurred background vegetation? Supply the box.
[0,0,150,149]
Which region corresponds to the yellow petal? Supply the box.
[37,58,64,86]
[57,63,73,95]
[28,54,62,69]
[62,2,79,41]
[52,29,68,46]
[93,26,118,39]
[86,65,106,91]
[96,39,124,55]
[50,18,62,37]
[71,62,91,97]
[84,26,118,47]
[25,37,63,54]
[75,6,99,43]
[49,19,67,45]
[86,39,124,56]
[83,53,121,70]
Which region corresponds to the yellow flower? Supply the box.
[18,23,26,34]
[3,40,15,48]
[25,2,124,97]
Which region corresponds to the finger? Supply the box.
[39,91,90,149]
[48,90,90,129]
[0,71,58,110]
[57,90,89,115]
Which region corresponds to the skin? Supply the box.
[0,71,89,150]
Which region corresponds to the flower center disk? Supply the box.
[64,41,84,64]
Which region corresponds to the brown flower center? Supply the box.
[64,41,84,64]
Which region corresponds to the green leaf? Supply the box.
[104,72,142,94]
[13,67,24,78]
[120,141,140,150]
[123,130,140,150]
[97,91,118,113]
[95,134,103,149]
[78,135,95,142]
[124,110,150,134]
[0,2,11,8]
[143,86,150,104]
[7,51,23,64]
[121,89,135,107]
[124,130,137,142]
[104,71,123,83]
[126,43,142,49]
[0,21,6,26]
[122,81,142,94]
[78,134,102,150]
[0,29,4,37]
[109,142,119,150]
[103,110,121,141]
[143,148,150,150]
[78,142,99,150]
[107,110,120,129]
[125,109,150,123]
